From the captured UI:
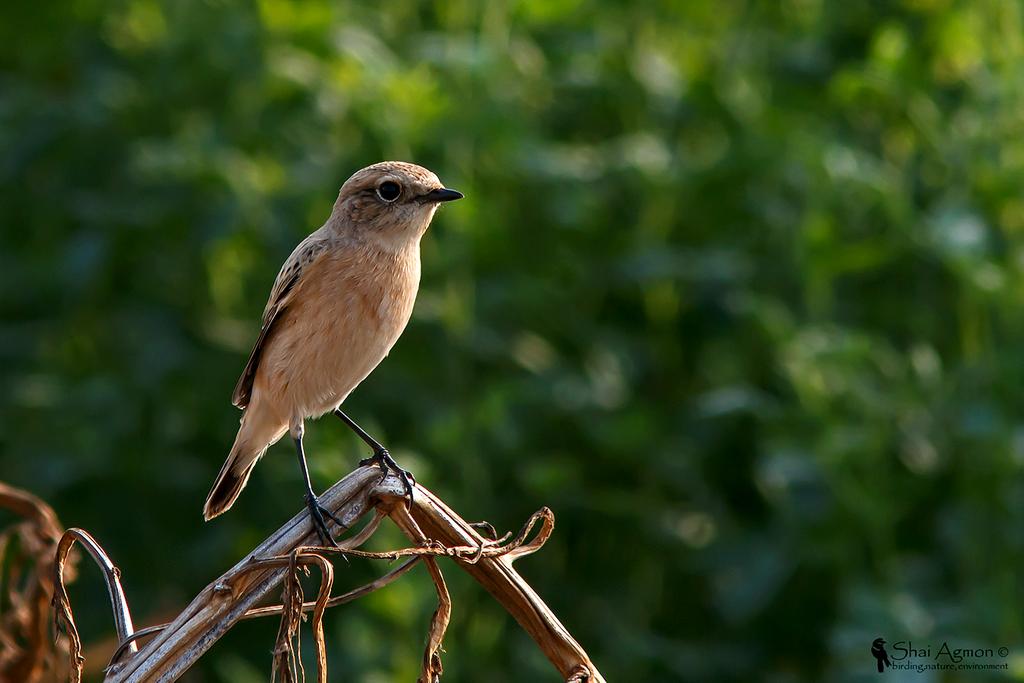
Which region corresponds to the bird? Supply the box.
[202,161,463,546]
[870,638,891,673]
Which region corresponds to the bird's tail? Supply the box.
[203,409,286,520]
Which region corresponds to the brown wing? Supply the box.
[231,237,329,409]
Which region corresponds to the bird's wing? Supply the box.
[231,236,330,409]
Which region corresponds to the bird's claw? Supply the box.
[305,494,343,548]
[361,449,415,508]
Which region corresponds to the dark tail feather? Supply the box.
[203,444,266,520]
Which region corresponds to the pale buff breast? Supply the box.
[252,241,421,422]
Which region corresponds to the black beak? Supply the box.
[420,187,464,203]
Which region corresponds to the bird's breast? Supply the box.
[257,243,421,419]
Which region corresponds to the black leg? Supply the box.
[333,408,416,505]
[293,433,343,547]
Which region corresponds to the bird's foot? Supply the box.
[305,493,343,548]
[360,448,415,507]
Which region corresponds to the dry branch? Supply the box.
[375,478,606,683]
[106,466,382,683]
[52,465,605,682]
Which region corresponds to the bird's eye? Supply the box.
[376,181,401,202]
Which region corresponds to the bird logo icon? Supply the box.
[871,637,891,673]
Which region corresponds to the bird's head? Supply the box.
[332,161,462,247]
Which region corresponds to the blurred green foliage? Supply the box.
[3,1,1024,681]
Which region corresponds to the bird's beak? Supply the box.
[420,187,464,203]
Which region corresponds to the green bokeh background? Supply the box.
[3,1,1024,681]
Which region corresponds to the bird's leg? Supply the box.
[292,426,343,548]
[333,408,415,505]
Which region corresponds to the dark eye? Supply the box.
[376,181,401,202]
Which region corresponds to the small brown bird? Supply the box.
[203,161,462,545]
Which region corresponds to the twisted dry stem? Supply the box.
[52,528,138,683]
[389,502,451,683]
[52,465,606,683]
[0,481,69,683]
